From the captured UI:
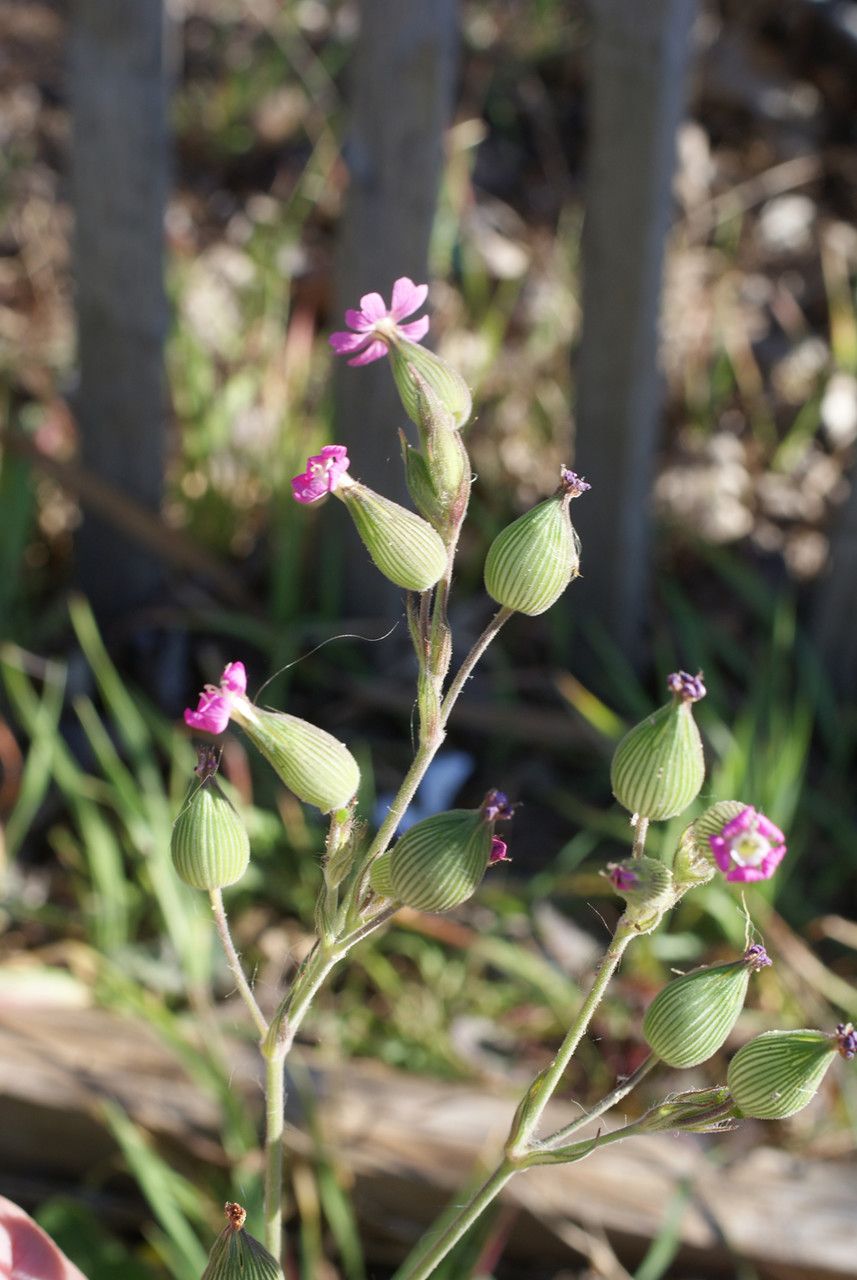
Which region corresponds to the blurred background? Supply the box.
[1,1,856,1277]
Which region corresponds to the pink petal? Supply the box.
[756,814,785,844]
[390,277,428,320]
[398,316,430,342]
[291,473,329,503]
[330,330,371,355]
[184,690,232,734]
[344,308,374,332]
[348,339,388,366]
[221,661,247,695]
[358,291,387,322]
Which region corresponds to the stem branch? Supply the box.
[208,888,268,1040]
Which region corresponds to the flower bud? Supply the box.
[388,336,472,431]
[484,468,590,616]
[603,855,676,931]
[389,789,513,912]
[339,481,448,592]
[643,945,771,1069]
[635,1086,739,1135]
[727,1028,839,1119]
[610,671,706,821]
[231,704,359,813]
[202,1203,283,1280]
[171,750,250,891]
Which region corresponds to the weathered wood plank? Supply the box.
[0,1005,854,1277]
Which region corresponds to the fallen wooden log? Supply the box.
[0,1005,854,1278]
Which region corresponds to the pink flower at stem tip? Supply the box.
[329,277,430,366]
[291,445,351,505]
[184,662,248,735]
[708,806,786,883]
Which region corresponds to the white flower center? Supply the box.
[730,831,770,867]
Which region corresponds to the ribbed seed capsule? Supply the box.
[643,946,771,1068]
[369,849,394,898]
[202,1203,283,1280]
[611,671,706,821]
[171,759,250,891]
[340,482,447,592]
[727,1029,837,1119]
[388,336,472,431]
[484,468,590,616]
[231,705,360,813]
[389,810,491,912]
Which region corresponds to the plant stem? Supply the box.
[440,607,513,726]
[508,918,636,1154]
[263,1045,286,1257]
[209,888,268,1040]
[539,1053,657,1151]
[392,1161,517,1280]
[631,815,650,859]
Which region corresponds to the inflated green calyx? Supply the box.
[727,1029,838,1119]
[201,1202,283,1280]
[483,467,589,616]
[340,481,448,592]
[643,945,770,1069]
[171,749,250,891]
[611,671,706,821]
[231,704,360,813]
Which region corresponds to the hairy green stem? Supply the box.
[208,888,269,1040]
[392,1161,517,1280]
[263,1046,286,1256]
[539,1053,657,1151]
[440,606,513,726]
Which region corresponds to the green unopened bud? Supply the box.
[635,1086,739,1135]
[369,849,394,898]
[202,1202,283,1280]
[231,703,359,813]
[339,479,447,592]
[484,468,590,616]
[610,671,706,821]
[389,789,513,912]
[412,371,471,523]
[400,435,444,528]
[643,945,771,1068]
[171,750,250,891]
[388,336,472,431]
[604,855,676,932]
[727,1028,838,1119]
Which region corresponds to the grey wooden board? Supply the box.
[0,1005,854,1277]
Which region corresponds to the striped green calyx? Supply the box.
[727,1029,839,1119]
[388,789,513,912]
[388,335,472,430]
[202,1203,283,1280]
[610,671,706,821]
[369,849,394,898]
[231,703,360,813]
[643,945,771,1068]
[483,468,589,616]
[339,479,447,592]
[171,749,250,891]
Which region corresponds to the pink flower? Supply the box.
[184,661,247,735]
[709,807,786,883]
[329,277,430,366]
[291,445,351,505]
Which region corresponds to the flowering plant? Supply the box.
[170,278,850,1280]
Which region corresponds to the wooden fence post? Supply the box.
[69,0,169,622]
[571,0,698,667]
[332,0,458,616]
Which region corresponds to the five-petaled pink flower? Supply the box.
[291,445,351,505]
[709,807,786,883]
[185,661,247,735]
[329,277,430,366]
